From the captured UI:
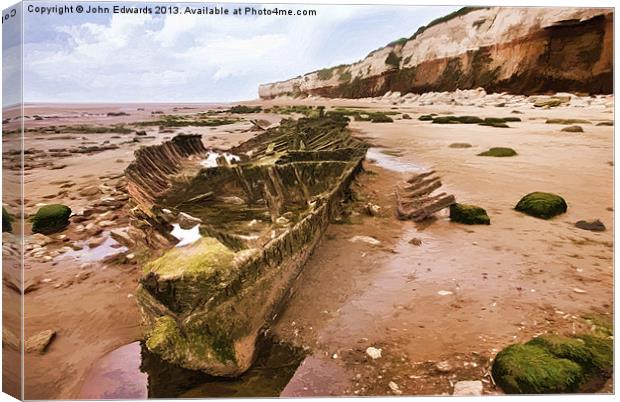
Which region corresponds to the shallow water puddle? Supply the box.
[79,339,306,399]
[170,224,201,247]
[58,234,127,263]
[366,147,423,172]
[201,151,241,168]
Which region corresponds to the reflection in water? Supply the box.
[366,147,423,173]
[79,338,306,399]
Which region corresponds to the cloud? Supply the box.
[21,4,459,102]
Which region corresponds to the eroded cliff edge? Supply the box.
[259,7,613,99]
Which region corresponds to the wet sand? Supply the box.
[3,96,613,398]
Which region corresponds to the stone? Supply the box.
[449,143,472,148]
[561,125,584,133]
[31,204,72,234]
[450,203,490,225]
[78,186,102,197]
[408,237,422,246]
[177,212,202,229]
[364,202,381,216]
[25,330,56,354]
[110,229,135,247]
[88,236,106,248]
[388,381,402,394]
[349,236,381,246]
[575,219,606,232]
[366,346,382,359]
[453,380,483,396]
[515,192,567,219]
[435,360,452,372]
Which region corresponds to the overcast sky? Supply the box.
[5,2,458,104]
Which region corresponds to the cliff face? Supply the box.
[259,7,613,98]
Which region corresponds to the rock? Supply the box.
[437,290,453,296]
[450,203,490,225]
[561,125,584,133]
[135,130,147,136]
[533,96,569,108]
[477,147,517,157]
[219,196,245,205]
[366,346,382,359]
[364,202,381,216]
[78,186,102,197]
[453,380,483,396]
[575,219,606,232]
[25,330,56,354]
[98,220,116,228]
[435,360,452,372]
[349,236,381,246]
[177,212,202,229]
[449,143,472,148]
[3,206,13,232]
[29,233,54,247]
[31,204,72,234]
[572,287,587,294]
[110,229,135,247]
[408,237,422,246]
[88,236,106,248]
[401,114,412,119]
[492,334,612,393]
[388,381,402,394]
[275,216,290,225]
[85,223,103,236]
[515,192,567,219]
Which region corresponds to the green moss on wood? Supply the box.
[450,203,490,225]
[478,147,517,157]
[145,237,235,277]
[31,204,71,234]
[514,192,567,219]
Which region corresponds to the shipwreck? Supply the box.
[125,113,368,376]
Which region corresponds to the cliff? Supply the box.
[259,7,613,99]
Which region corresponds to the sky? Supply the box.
[4,2,459,104]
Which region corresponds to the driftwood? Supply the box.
[397,170,455,221]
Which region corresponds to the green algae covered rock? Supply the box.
[418,114,434,121]
[478,147,517,157]
[492,334,612,394]
[515,192,567,219]
[449,203,490,225]
[31,204,71,234]
[369,112,393,123]
[2,206,13,233]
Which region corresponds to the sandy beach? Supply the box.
[2,92,613,398]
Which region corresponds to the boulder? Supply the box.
[492,334,612,394]
[575,219,606,232]
[32,204,72,234]
[515,192,567,219]
[477,147,517,157]
[561,125,584,133]
[450,203,490,225]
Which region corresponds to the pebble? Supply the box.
[366,346,382,359]
[453,380,483,396]
[437,290,453,296]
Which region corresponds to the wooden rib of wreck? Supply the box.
[396,170,455,221]
[124,114,368,377]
